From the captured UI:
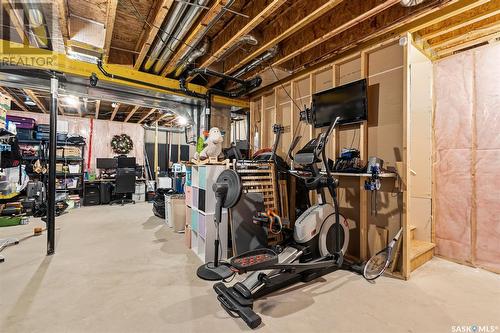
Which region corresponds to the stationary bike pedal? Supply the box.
[230,249,278,272]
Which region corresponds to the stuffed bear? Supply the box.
[194,127,224,160]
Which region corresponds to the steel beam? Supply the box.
[0,39,249,109]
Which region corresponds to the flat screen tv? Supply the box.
[311,79,368,128]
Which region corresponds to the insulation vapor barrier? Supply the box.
[433,43,500,273]
[8,111,145,172]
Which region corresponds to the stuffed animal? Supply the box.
[194,127,224,160]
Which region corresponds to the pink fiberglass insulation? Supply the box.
[473,44,500,272]
[434,52,474,150]
[434,43,500,271]
[8,111,145,171]
[433,52,474,263]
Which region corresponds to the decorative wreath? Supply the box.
[111,134,133,154]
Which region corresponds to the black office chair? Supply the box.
[110,168,136,206]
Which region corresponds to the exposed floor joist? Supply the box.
[95,100,101,119]
[155,112,171,123]
[124,105,140,122]
[408,0,491,32]
[110,103,120,121]
[23,89,47,113]
[134,0,175,70]
[161,0,230,76]
[260,0,489,85]
[248,0,479,95]
[221,0,406,85]
[272,0,399,68]
[430,19,500,50]
[0,87,29,112]
[138,108,157,124]
[3,0,29,44]
[55,0,70,47]
[437,30,500,56]
[197,0,289,70]
[103,0,118,63]
[418,0,500,41]
[222,0,345,77]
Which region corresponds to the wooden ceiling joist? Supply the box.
[418,0,500,41]
[155,112,171,123]
[55,0,70,47]
[270,0,399,69]
[138,108,157,124]
[3,0,29,44]
[429,18,500,50]
[197,0,289,70]
[124,105,140,122]
[220,0,345,78]
[103,0,119,63]
[95,100,101,119]
[437,30,500,57]
[252,0,487,75]
[134,0,175,70]
[161,0,230,76]
[110,103,120,121]
[210,0,399,86]
[23,89,47,113]
[407,0,491,33]
[0,87,29,112]
[249,0,477,95]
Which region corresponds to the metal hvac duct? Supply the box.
[232,45,278,78]
[174,38,210,78]
[152,0,209,74]
[400,0,425,6]
[143,0,190,71]
[215,34,258,63]
[142,124,186,133]
[169,0,236,78]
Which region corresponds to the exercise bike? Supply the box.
[197,116,352,329]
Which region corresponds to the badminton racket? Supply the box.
[363,227,403,280]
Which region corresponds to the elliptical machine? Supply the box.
[197,114,351,329]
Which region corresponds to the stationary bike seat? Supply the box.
[230,249,278,273]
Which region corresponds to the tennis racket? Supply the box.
[363,227,403,280]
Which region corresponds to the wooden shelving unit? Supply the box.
[249,35,435,279]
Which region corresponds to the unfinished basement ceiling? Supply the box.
[0,0,498,122]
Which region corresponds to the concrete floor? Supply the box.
[1,203,499,333]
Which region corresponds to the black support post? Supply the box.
[47,75,58,255]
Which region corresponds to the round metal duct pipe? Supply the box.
[153,0,209,74]
[400,0,425,7]
[143,0,189,71]
[174,39,210,78]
